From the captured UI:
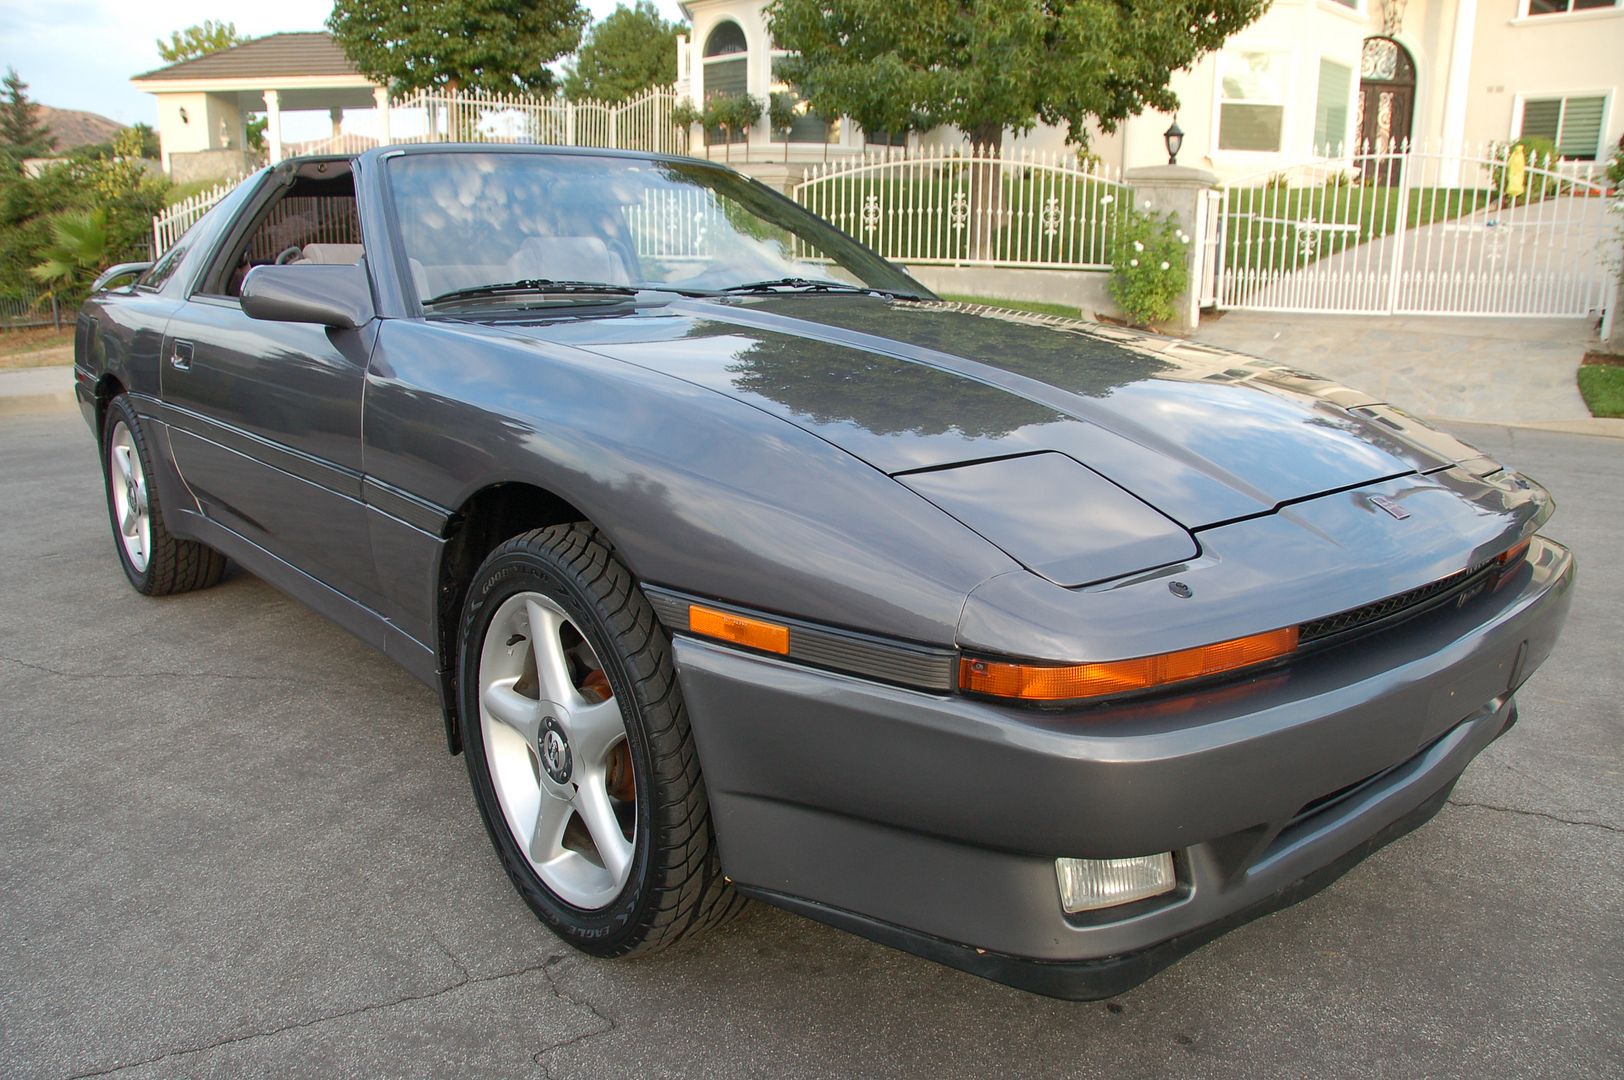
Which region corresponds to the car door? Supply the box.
[160,173,384,612]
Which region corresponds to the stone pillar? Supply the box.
[1125,164,1219,334]
[374,86,392,145]
[263,89,283,163]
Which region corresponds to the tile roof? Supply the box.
[134,32,363,82]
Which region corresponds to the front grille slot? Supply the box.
[1298,558,1498,646]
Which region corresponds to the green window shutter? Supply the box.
[1519,98,1562,143]
[1557,96,1605,160]
[1314,60,1352,153]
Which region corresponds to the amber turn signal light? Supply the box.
[960,627,1300,702]
[688,604,790,655]
[1497,538,1531,566]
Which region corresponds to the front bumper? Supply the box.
[672,537,1574,998]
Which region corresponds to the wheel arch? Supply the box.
[434,480,594,754]
[92,374,127,444]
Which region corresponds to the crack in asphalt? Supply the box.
[0,653,339,689]
[533,958,618,1080]
[1447,797,1621,834]
[63,958,557,1078]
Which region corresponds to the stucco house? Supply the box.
[676,0,1624,179]
[131,33,387,182]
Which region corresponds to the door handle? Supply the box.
[170,340,194,371]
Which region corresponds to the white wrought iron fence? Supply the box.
[794,148,1126,269]
[388,86,689,155]
[1215,139,1615,319]
[152,180,239,257]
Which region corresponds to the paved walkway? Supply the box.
[1192,311,1611,428]
[1232,196,1613,316]
[0,364,74,415]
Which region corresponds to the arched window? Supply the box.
[703,21,748,58]
[702,20,750,144]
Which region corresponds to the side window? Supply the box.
[201,170,362,298]
[140,234,192,292]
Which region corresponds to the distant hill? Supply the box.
[39,106,124,152]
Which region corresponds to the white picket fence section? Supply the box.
[152,180,239,257]
[1215,139,1615,318]
[794,148,1126,269]
[388,86,689,156]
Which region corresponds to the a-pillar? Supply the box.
[1124,164,1220,334]
[262,89,283,163]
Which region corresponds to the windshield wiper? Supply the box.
[715,277,926,301]
[423,279,638,308]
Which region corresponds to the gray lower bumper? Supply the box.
[673,538,1573,991]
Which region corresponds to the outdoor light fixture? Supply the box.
[1164,120,1184,165]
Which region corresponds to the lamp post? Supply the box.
[1164,121,1184,166]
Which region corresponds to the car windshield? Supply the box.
[385,151,929,306]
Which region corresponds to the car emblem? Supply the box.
[1370,495,1410,520]
[539,716,573,784]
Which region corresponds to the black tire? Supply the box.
[457,523,744,956]
[101,395,227,595]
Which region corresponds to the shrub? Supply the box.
[1607,134,1624,189]
[1109,204,1190,328]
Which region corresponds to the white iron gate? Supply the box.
[1215,141,1615,320]
[794,148,1126,269]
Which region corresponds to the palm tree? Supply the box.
[30,208,109,300]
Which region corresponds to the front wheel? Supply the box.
[101,395,226,595]
[457,524,743,956]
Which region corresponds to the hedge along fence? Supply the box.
[794,148,1127,269]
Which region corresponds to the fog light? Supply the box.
[1056,854,1176,913]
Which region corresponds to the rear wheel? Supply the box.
[101,396,226,595]
[458,524,743,955]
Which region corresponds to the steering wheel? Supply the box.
[273,246,304,265]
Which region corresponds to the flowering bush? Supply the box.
[1108,202,1190,328]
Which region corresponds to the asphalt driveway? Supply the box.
[1,408,1619,1079]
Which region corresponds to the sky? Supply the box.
[0,0,690,139]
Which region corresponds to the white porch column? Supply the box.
[1438,0,1478,186]
[263,89,284,163]
[374,86,392,144]
[329,106,343,140]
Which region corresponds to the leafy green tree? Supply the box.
[155,20,245,64]
[563,1,681,103]
[0,69,56,161]
[767,0,1266,152]
[130,123,160,159]
[327,0,589,96]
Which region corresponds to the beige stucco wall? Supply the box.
[680,0,1621,176]
[153,91,246,173]
[1465,1,1624,158]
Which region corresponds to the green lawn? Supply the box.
[1578,364,1624,419]
[940,293,1083,319]
[1222,185,1497,279]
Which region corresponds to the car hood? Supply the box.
[491,295,1495,528]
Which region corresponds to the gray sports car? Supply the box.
[74,145,1572,999]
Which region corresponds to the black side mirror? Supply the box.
[241,263,374,329]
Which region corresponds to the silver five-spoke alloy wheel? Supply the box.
[108,420,150,573]
[477,591,636,910]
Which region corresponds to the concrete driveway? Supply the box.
[1,408,1619,1079]
[1193,312,1600,427]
